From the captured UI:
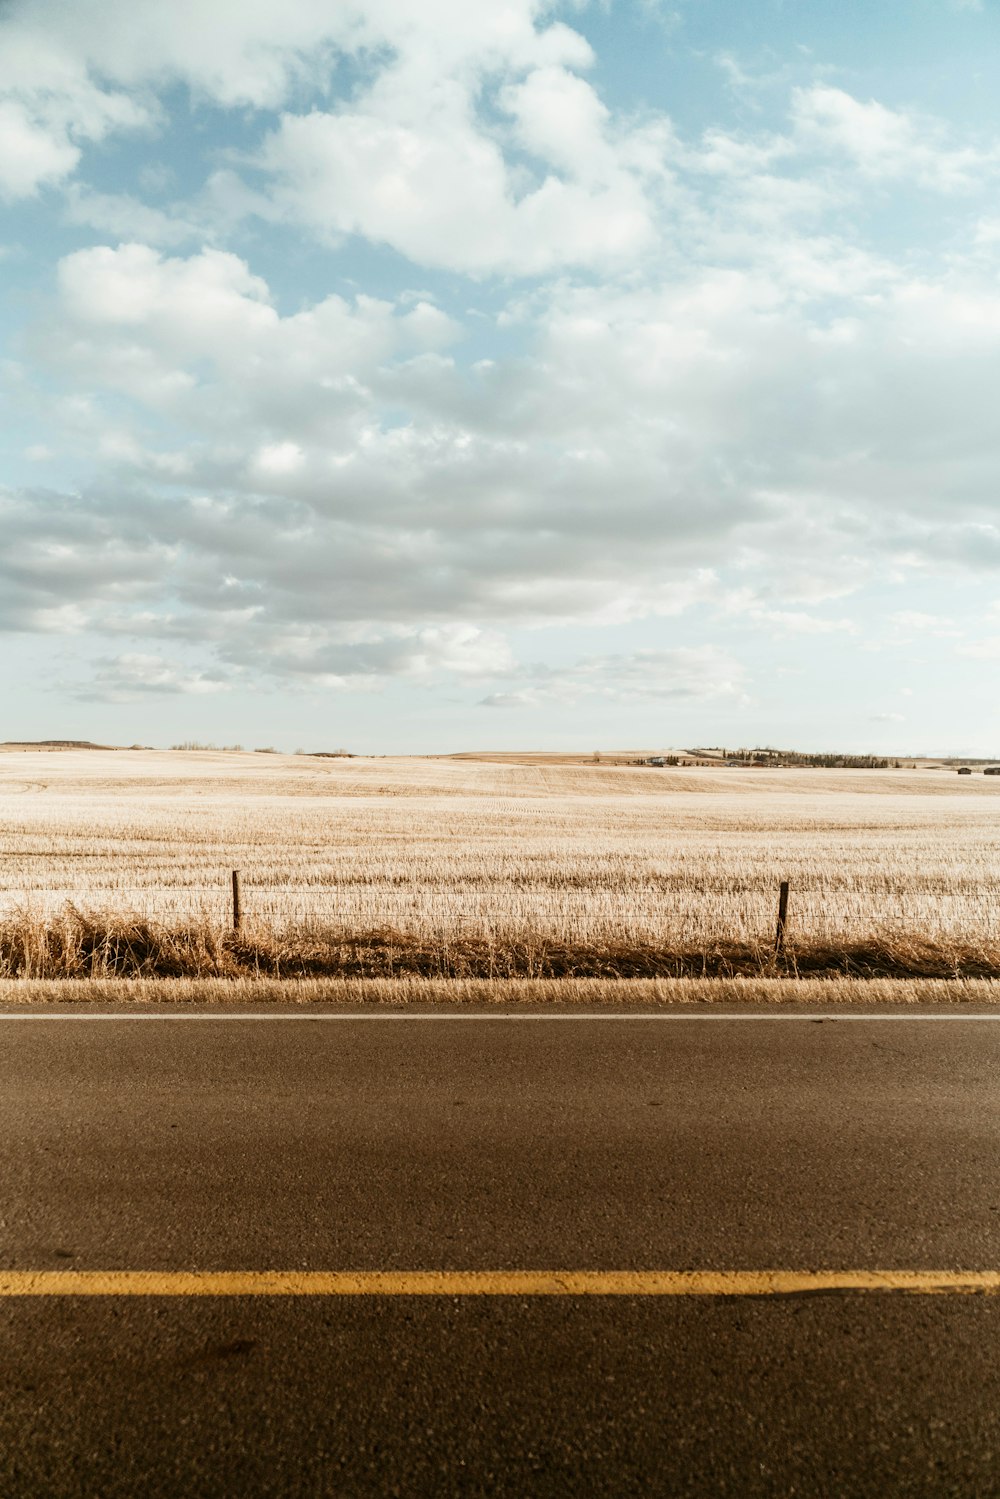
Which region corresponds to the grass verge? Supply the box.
[4,906,1000,982]
[1,975,999,1006]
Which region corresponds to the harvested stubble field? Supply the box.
[2,747,1000,991]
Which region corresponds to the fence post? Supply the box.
[775,880,789,956]
[232,869,242,934]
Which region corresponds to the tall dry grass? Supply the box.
[2,748,1000,979]
[2,974,998,1007]
[0,906,998,979]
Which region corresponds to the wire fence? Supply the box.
[4,869,1000,953]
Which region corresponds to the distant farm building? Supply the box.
[985,767,1000,776]
[958,766,973,775]
[648,757,665,767]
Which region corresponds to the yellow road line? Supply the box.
[2,1270,1000,1297]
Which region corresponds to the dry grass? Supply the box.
[1,975,998,1007]
[2,907,1000,980]
[2,748,1000,983]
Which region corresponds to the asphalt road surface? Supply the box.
[3,1007,1000,1497]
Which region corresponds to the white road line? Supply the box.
[1,1011,1000,1021]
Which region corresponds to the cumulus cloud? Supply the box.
[62,185,205,247]
[731,605,859,636]
[0,100,82,198]
[249,43,666,276]
[0,487,174,634]
[956,637,1000,659]
[203,621,516,687]
[481,647,746,707]
[75,654,232,702]
[12,223,1000,693]
[789,84,997,191]
[683,84,1000,215]
[43,242,459,441]
[0,0,670,274]
[252,103,657,277]
[0,8,154,198]
[8,2,1000,714]
[0,0,598,206]
[890,610,962,638]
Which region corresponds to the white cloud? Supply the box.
[790,84,996,191]
[0,0,358,113]
[481,646,747,707]
[0,100,81,198]
[0,0,668,272]
[957,637,1000,659]
[502,65,615,180]
[890,610,961,637]
[9,8,1000,705]
[0,486,175,634]
[12,227,1000,691]
[0,19,153,198]
[252,62,661,276]
[733,604,859,635]
[253,441,306,477]
[62,184,204,247]
[77,653,232,702]
[46,242,452,421]
[218,623,516,685]
[0,0,598,205]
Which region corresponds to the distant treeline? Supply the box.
[722,748,895,769]
[782,753,894,769]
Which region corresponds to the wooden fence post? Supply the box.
[232,869,242,934]
[775,880,789,956]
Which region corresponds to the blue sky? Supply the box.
[3,0,1000,754]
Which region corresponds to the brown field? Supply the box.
[1,748,1000,983]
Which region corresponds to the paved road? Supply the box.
[3,1009,1000,1495]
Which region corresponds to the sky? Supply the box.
[3,0,1000,755]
